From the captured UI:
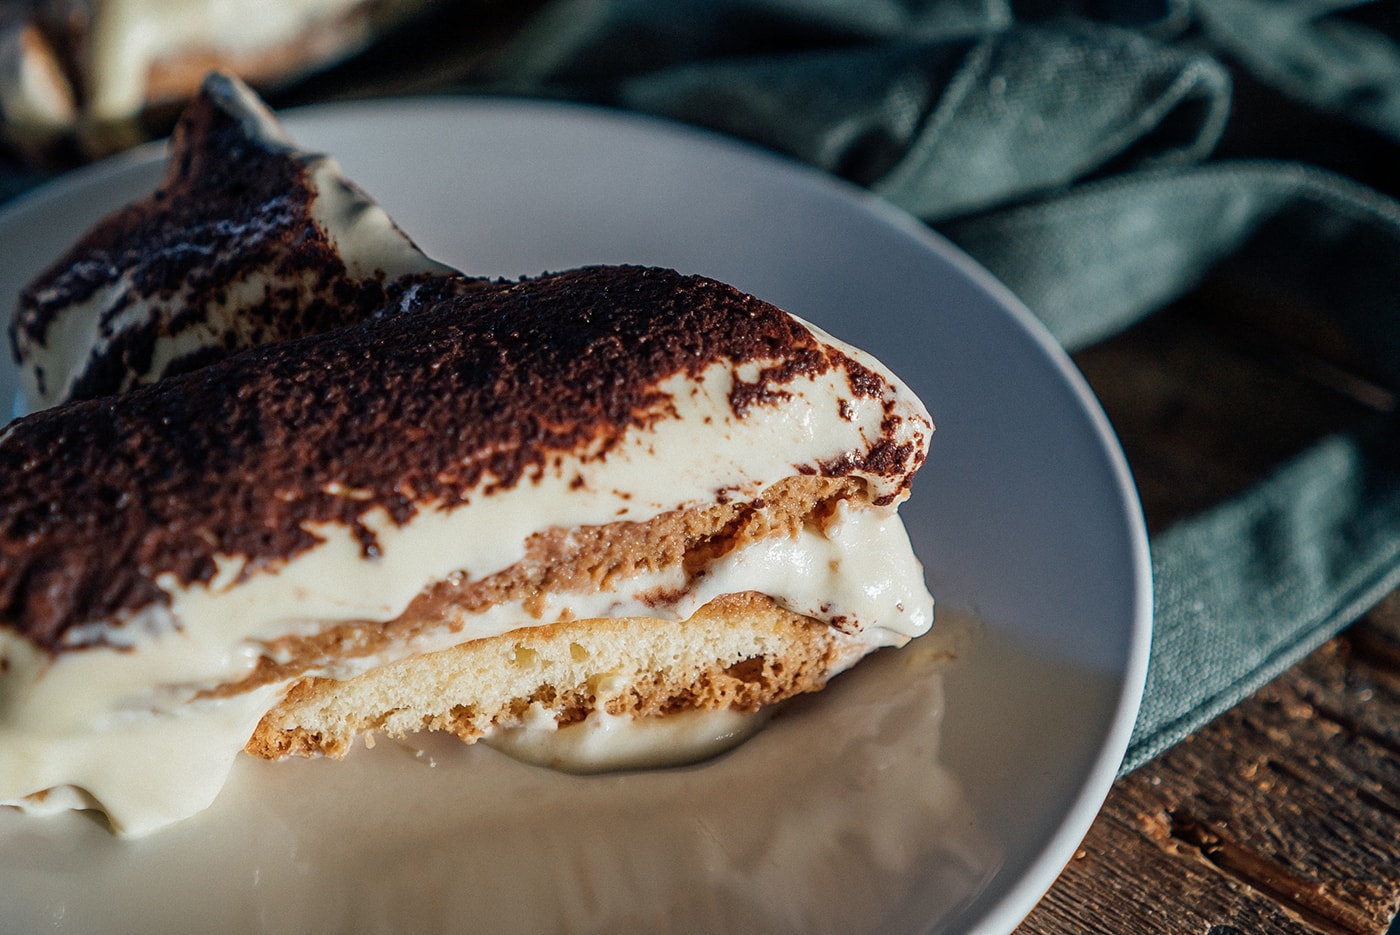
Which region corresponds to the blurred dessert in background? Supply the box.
[0,0,452,159]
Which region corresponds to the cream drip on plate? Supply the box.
[0,617,997,935]
[0,498,930,836]
[482,703,775,773]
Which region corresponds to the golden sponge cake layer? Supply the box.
[247,592,848,761]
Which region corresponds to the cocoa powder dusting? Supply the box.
[8,79,479,399]
[13,87,309,351]
[0,266,909,651]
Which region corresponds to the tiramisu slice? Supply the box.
[8,72,476,411]
[0,265,934,836]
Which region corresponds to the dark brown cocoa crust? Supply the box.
[0,265,923,651]
[7,74,475,400]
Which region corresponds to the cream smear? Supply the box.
[0,498,931,836]
[483,701,774,773]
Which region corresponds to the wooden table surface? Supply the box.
[1015,278,1400,934]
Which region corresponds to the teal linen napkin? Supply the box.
[473,0,1400,772]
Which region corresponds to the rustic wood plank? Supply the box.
[1016,624,1400,934]
[1017,286,1400,933]
[1016,802,1332,934]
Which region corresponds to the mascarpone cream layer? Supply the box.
[0,499,932,836]
[47,341,929,655]
[481,703,774,774]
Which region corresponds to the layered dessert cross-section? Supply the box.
[0,263,935,836]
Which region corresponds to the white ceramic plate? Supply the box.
[0,100,1151,935]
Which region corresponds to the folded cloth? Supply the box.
[951,159,1400,767]
[471,0,1400,772]
[5,0,1400,773]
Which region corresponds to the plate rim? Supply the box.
[0,95,1153,935]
